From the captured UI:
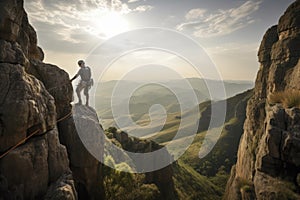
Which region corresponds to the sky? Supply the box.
[24,0,295,81]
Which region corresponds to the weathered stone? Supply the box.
[225,1,300,199]
[224,166,241,200]
[0,63,56,152]
[0,0,24,41]
[254,171,300,200]
[0,127,76,200]
[27,60,73,119]
[0,0,41,61]
[0,0,79,199]
[0,40,28,65]
[47,129,71,183]
[45,174,77,200]
[0,133,49,199]
[58,105,105,199]
[278,0,300,36]
[258,26,279,63]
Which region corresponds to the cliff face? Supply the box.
[0,0,76,199]
[225,1,300,199]
[0,0,104,199]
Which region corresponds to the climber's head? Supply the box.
[78,60,85,67]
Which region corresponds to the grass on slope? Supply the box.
[173,160,222,200]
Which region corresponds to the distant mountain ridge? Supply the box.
[96,78,254,130]
[97,78,254,100]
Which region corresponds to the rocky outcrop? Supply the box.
[108,129,177,200]
[0,0,104,199]
[225,1,300,199]
[58,105,105,199]
[0,0,41,64]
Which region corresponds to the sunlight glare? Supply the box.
[92,11,129,38]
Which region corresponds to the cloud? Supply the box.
[206,42,259,55]
[128,0,140,3]
[185,8,206,20]
[177,1,261,38]
[24,0,154,53]
[134,5,153,12]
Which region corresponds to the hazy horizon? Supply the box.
[97,77,255,83]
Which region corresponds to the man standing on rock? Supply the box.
[70,60,93,106]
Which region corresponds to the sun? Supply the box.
[93,11,129,38]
